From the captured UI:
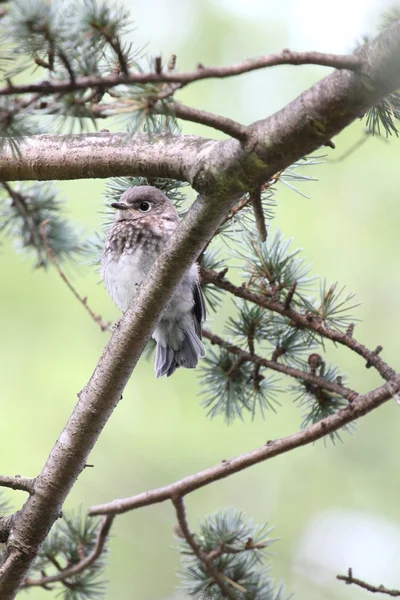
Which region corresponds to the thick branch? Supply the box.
[89,376,398,516]
[0,132,212,182]
[0,50,362,97]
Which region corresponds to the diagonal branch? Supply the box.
[89,375,398,516]
[0,50,362,97]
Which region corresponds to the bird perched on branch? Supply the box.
[101,186,206,377]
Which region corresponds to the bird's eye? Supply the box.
[139,202,151,212]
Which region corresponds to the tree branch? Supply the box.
[22,515,113,589]
[249,186,267,241]
[163,101,249,140]
[172,496,237,600]
[202,329,357,401]
[337,568,400,596]
[40,220,112,332]
[2,23,400,199]
[0,476,35,495]
[89,375,398,516]
[0,132,211,183]
[200,269,395,381]
[0,50,362,97]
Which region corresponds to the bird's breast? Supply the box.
[101,227,165,312]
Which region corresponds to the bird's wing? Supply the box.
[193,280,206,337]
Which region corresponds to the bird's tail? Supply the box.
[155,328,205,378]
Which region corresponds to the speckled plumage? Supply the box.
[101,186,206,377]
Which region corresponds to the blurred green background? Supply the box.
[2,0,400,598]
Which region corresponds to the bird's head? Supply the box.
[111,186,178,222]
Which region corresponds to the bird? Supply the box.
[101,185,206,378]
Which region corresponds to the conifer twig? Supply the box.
[40,220,112,332]
[200,268,395,381]
[337,568,400,596]
[22,515,113,589]
[202,329,356,400]
[172,496,238,600]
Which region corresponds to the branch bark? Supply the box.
[0,477,35,495]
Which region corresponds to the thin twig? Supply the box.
[200,268,395,381]
[89,374,398,516]
[203,329,356,400]
[89,23,129,75]
[23,515,113,589]
[172,496,237,600]
[337,568,400,596]
[249,187,267,241]
[40,220,112,332]
[1,182,46,266]
[0,476,35,494]
[0,50,363,97]
[165,102,249,141]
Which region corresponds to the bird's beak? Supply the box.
[111,202,129,210]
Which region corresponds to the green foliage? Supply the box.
[176,508,287,600]
[201,346,280,423]
[0,182,84,267]
[237,230,313,301]
[301,280,359,332]
[0,497,108,599]
[291,363,355,444]
[29,509,108,600]
[199,246,226,312]
[0,0,178,142]
[365,93,400,137]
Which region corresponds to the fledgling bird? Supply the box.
[101,185,206,377]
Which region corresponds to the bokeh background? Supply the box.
[2,0,400,598]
